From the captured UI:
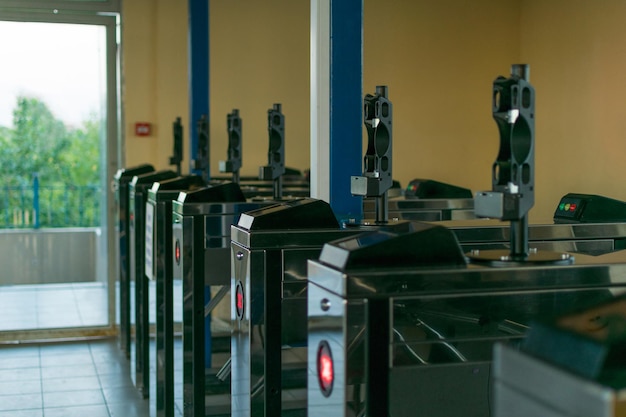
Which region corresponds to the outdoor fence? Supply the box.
[1,178,102,228]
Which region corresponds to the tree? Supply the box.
[0,96,102,227]
[11,96,70,185]
[60,113,101,186]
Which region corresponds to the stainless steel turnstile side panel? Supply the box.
[230,241,261,417]
[174,209,229,417]
[170,211,186,416]
[128,184,145,393]
[173,210,198,417]
[230,238,311,417]
[307,252,626,417]
[231,242,321,417]
[148,192,176,417]
[130,180,160,400]
[308,266,364,417]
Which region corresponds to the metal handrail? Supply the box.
[1,182,101,228]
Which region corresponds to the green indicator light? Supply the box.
[559,203,565,211]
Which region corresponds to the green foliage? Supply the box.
[0,96,102,228]
[61,114,101,186]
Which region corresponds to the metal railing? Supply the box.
[1,178,101,228]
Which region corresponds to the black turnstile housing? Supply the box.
[553,193,626,224]
[231,199,351,417]
[307,227,626,417]
[146,175,206,417]
[230,198,415,417]
[404,178,473,199]
[113,163,154,357]
[129,170,177,396]
[172,183,265,417]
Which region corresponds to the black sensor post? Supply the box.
[351,85,393,224]
[259,103,286,200]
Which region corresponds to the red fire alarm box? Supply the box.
[135,122,152,136]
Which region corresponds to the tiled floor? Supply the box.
[0,282,108,331]
[0,339,151,417]
[0,280,195,417]
[0,280,183,331]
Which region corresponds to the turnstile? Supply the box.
[113,163,154,357]
[129,169,177,396]
[146,175,206,417]
[172,184,267,417]
[230,198,415,417]
[230,199,360,417]
[307,226,626,417]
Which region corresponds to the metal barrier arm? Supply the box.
[203,285,230,317]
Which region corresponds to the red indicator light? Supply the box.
[237,291,243,311]
[570,204,577,212]
[317,341,334,397]
[175,240,181,265]
[235,281,244,320]
[319,353,333,385]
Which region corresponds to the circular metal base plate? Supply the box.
[466,249,575,267]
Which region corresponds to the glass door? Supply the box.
[0,10,119,341]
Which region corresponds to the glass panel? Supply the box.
[390,288,617,367]
[0,20,108,331]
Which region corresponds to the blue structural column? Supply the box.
[188,0,210,177]
[188,0,213,369]
[310,0,363,221]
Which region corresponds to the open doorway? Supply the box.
[0,12,119,341]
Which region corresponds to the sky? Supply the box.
[0,21,105,129]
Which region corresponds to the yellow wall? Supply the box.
[209,0,310,178]
[363,0,521,213]
[122,0,626,222]
[122,0,189,170]
[122,0,309,178]
[520,0,626,221]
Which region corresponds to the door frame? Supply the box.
[0,1,119,12]
[0,4,120,342]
